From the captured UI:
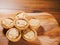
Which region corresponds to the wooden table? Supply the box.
[0,12,59,45]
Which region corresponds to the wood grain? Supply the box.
[0,12,59,45]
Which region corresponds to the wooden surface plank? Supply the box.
[0,12,59,45]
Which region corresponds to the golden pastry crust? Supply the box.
[6,28,21,42]
[22,29,37,42]
[15,19,29,30]
[1,18,14,29]
[15,12,28,20]
[29,18,40,30]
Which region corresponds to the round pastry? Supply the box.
[22,29,37,42]
[15,12,27,20]
[29,18,40,30]
[1,18,14,29]
[6,28,21,42]
[15,19,29,30]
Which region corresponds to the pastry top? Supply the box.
[6,28,21,42]
[3,19,13,25]
[15,12,27,19]
[6,28,19,39]
[23,30,35,40]
[15,19,29,30]
[29,18,40,27]
[22,29,37,41]
[1,18,14,29]
[15,19,27,28]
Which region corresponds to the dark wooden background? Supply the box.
[0,0,60,25]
